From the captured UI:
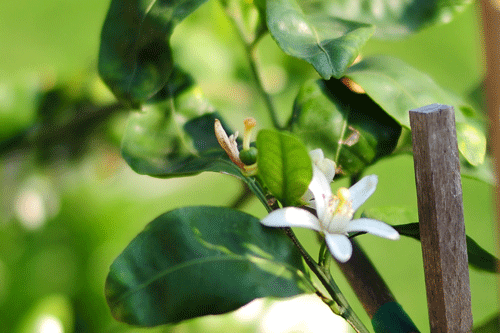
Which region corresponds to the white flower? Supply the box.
[309,149,336,183]
[261,166,399,263]
[302,149,335,207]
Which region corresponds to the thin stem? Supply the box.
[283,228,371,333]
[246,48,282,129]
[334,120,349,163]
[218,0,282,129]
[229,182,254,209]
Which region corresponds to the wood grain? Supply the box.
[409,104,472,332]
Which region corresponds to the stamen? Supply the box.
[243,117,256,150]
[214,119,245,168]
[337,188,350,202]
[334,188,354,218]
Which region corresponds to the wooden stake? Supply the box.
[409,104,472,332]
[479,0,500,297]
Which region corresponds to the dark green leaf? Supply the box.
[306,0,472,39]
[266,0,375,79]
[257,129,312,206]
[344,56,487,167]
[119,70,270,208]
[473,313,500,333]
[120,100,196,176]
[121,105,244,178]
[371,302,419,333]
[363,207,500,273]
[466,236,499,273]
[120,69,234,178]
[290,79,401,176]
[121,107,269,204]
[98,0,209,105]
[106,206,314,326]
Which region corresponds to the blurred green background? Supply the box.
[0,0,497,332]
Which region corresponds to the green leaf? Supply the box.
[257,129,312,206]
[307,0,472,39]
[266,0,375,79]
[345,56,487,167]
[105,206,314,326]
[121,68,232,177]
[362,207,500,274]
[460,156,495,185]
[290,79,401,176]
[473,313,500,333]
[98,0,209,105]
[122,109,270,201]
[119,70,270,208]
[121,100,196,177]
[371,302,419,333]
[466,236,500,274]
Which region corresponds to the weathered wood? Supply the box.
[409,104,473,332]
[479,0,500,281]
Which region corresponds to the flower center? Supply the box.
[323,187,354,233]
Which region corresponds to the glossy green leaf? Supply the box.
[122,109,270,202]
[105,206,314,326]
[119,70,270,208]
[98,0,209,105]
[363,207,500,274]
[257,129,312,206]
[290,79,401,176]
[344,55,487,166]
[266,0,375,79]
[121,68,231,177]
[308,0,472,39]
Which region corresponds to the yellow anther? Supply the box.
[337,188,350,202]
[244,117,257,129]
[243,117,257,150]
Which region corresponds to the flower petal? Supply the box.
[325,233,353,263]
[346,218,400,240]
[261,207,322,231]
[309,149,336,183]
[309,149,325,162]
[308,166,332,221]
[349,175,378,212]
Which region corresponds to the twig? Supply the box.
[229,182,254,209]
